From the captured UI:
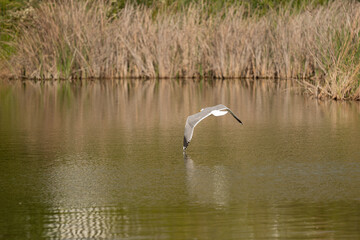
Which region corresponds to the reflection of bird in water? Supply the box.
[183,153,229,206]
[183,104,242,151]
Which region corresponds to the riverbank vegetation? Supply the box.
[0,0,360,100]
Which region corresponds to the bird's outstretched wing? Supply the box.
[184,110,213,150]
[221,106,243,124]
[206,104,243,124]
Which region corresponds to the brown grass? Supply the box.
[4,0,360,100]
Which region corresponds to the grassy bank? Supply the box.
[1,0,360,100]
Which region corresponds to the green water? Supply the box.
[0,79,359,239]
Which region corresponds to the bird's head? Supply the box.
[200,108,204,111]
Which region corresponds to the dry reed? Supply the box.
[5,0,360,100]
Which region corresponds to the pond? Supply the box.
[0,79,359,239]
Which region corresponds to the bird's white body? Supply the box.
[210,110,228,116]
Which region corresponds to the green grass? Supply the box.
[0,0,25,59]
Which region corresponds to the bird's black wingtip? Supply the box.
[183,136,189,150]
[236,118,243,125]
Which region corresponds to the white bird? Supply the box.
[183,104,242,151]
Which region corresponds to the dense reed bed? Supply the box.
[3,0,360,100]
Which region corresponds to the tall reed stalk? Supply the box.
[5,0,360,100]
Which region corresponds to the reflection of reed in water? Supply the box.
[184,153,229,207]
[1,79,358,157]
[1,79,358,132]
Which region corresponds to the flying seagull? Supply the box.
[183,104,242,151]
